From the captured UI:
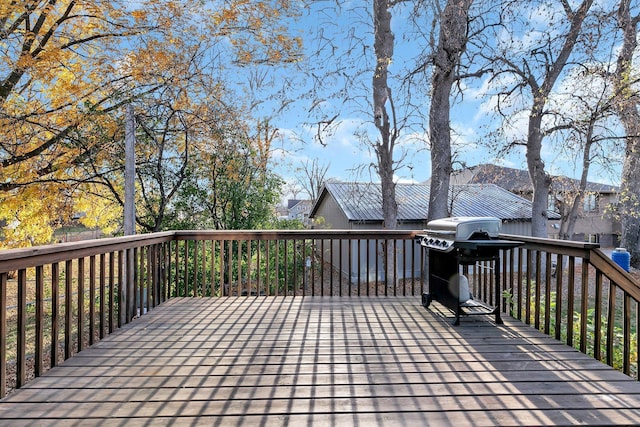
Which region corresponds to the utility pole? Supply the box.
[124,104,136,236]
[124,104,136,322]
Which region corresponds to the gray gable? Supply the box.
[312,181,549,222]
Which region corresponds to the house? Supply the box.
[309,181,552,283]
[276,199,313,225]
[451,164,619,246]
[287,199,313,225]
[310,181,548,234]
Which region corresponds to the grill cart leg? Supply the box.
[422,293,432,308]
[454,306,461,326]
[494,258,503,325]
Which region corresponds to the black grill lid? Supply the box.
[424,216,501,240]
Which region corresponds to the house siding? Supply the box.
[313,193,350,229]
[453,164,620,245]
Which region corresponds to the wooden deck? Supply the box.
[1,296,640,426]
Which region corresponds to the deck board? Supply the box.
[1,296,640,426]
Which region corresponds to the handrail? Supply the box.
[500,233,599,257]
[589,247,640,301]
[490,233,640,380]
[0,232,175,273]
[173,229,420,240]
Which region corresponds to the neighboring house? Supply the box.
[287,199,313,225]
[309,181,552,283]
[310,181,549,234]
[451,164,620,246]
[275,204,289,219]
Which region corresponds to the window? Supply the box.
[583,193,598,213]
[548,193,560,213]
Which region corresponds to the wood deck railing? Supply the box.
[0,229,638,398]
[495,235,640,380]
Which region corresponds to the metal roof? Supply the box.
[312,181,553,222]
[462,164,619,193]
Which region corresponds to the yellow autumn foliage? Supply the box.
[0,184,73,247]
[0,0,302,247]
[74,189,122,236]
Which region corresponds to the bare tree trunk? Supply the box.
[526,113,553,237]
[613,0,640,267]
[373,0,398,231]
[373,0,399,287]
[618,128,640,266]
[559,118,596,240]
[428,0,473,221]
[525,0,593,237]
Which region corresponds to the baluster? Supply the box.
[594,272,603,361]
[555,254,564,341]
[623,293,631,376]
[77,257,84,352]
[544,251,552,334]
[0,272,6,397]
[35,265,44,377]
[579,261,590,354]
[16,269,26,388]
[65,260,73,359]
[606,284,616,367]
[566,256,576,347]
[51,263,60,366]
[89,256,96,345]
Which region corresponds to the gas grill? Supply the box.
[416,217,523,325]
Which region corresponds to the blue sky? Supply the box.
[235,0,625,199]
